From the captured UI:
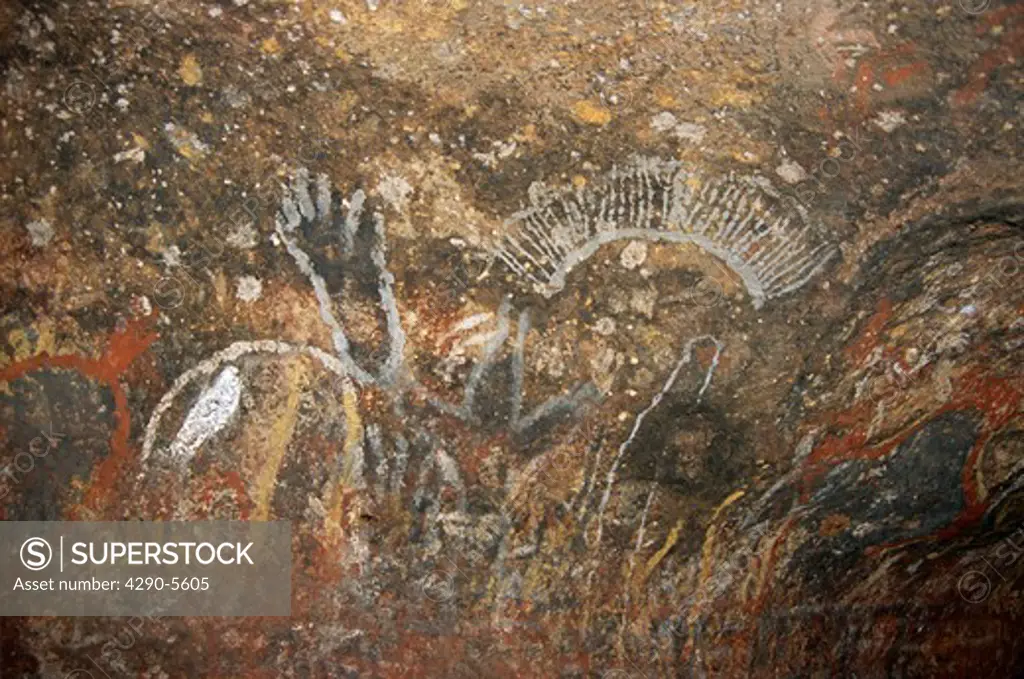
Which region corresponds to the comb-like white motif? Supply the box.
[494,157,837,308]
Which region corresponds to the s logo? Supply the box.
[20,537,53,571]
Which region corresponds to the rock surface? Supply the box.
[1,0,1023,676]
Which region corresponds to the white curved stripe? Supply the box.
[141,340,356,463]
[538,228,769,309]
[594,335,724,546]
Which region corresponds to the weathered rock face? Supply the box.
[1,0,1022,676]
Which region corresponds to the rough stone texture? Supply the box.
[1,0,1023,677]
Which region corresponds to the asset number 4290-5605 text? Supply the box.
[125,577,209,591]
